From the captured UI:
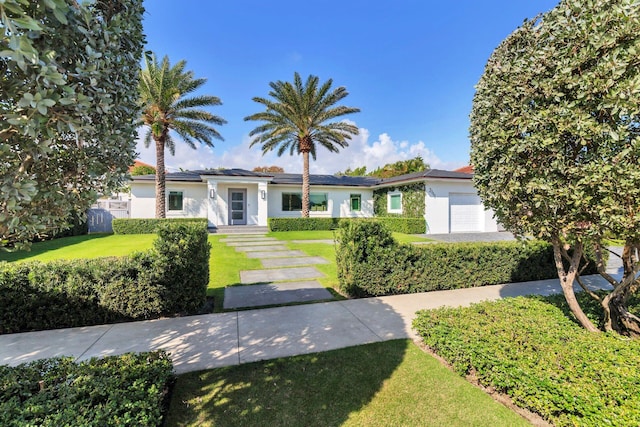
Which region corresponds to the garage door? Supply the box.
[449,193,482,232]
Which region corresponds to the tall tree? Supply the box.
[0,0,144,250]
[138,54,226,218]
[470,0,640,335]
[245,72,360,217]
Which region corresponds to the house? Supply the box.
[128,168,500,234]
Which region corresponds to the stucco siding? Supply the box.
[267,185,374,218]
[130,182,207,219]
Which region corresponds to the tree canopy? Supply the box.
[245,72,360,217]
[338,156,429,178]
[252,166,284,173]
[470,0,640,335]
[138,54,226,218]
[0,0,145,249]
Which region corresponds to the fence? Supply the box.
[87,199,130,233]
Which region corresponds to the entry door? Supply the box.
[228,189,247,225]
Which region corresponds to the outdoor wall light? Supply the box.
[427,187,436,197]
[209,188,216,199]
[260,190,266,200]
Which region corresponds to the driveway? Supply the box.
[424,231,516,243]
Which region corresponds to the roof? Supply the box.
[271,173,379,187]
[378,169,472,185]
[130,168,472,187]
[454,165,474,174]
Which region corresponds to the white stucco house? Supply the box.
[128,168,500,234]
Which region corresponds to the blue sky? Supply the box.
[137,0,560,174]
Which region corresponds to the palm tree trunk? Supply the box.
[155,135,166,218]
[302,150,310,217]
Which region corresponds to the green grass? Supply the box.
[207,235,262,311]
[165,340,530,427]
[0,234,156,262]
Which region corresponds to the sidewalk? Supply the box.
[0,274,614,374]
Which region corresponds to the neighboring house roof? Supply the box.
[454,165,474,174]
[130,160,155,171]
[130,168,472,187]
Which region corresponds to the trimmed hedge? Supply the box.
[112,218,208,234]
[268,217,426,234]
[0,223,210,334]
[335,221,597,297]
[0,351,173,427]
[268,217,337,231]
[413,294,640,427]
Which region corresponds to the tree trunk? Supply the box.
[601,243,640,337]
[301,150,310,218]
[551,238,600,332]
[155,135,166,218]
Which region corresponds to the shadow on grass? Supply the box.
[0,233,113,263]
[165,340,409,427]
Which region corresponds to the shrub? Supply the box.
[335,221,597,297]
[268,217,337,231]
[0,351,174,427]
[0,223,210,334]
[112,218,208,234]
[413,294,640,427]
[268,217,425,234]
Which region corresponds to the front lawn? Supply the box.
[0,234,156,262]
[165,340,530,427]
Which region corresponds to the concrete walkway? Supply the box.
[224,235,334,309]
[0,274,614,374]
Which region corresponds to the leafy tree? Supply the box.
[337,157,429,178]
[0,0,144,250]
[470,0,640,335]
[138,54,226,218]
[130,165,156,176]
[252,166,284,173]
[245,72,360,217]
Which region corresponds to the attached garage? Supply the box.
[449,193,483,232]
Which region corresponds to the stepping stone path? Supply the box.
[223,234,334,310]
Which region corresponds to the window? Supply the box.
[309,193,328,211]
[388,192,402,213]
[282,192,302,211]
[350,194,361,211]
[281,192,328,211]
[168,191,183,211]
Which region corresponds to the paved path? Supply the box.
[0,274,614,374]
[425,231,516,243]
[224,235,334,309]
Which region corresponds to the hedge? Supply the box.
[413,294,640,427]
[0,223,210,334]
[268,217,426,234]
[112,218,208,234]
[0,351,173,427]
[335,221,597,297]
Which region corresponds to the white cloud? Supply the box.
[134,126,464,174]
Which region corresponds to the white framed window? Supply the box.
[282,192,302,211]
[388,191,402,214]
[168,191,184,211]
[309,193,328,211]
[350,194,361,211]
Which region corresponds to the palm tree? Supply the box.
[245,72,360,217]
[138,53,226,218]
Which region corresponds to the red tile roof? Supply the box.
[454,165,474,174]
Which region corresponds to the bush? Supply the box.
[335,221,597,297]
[268,217,425,234]
[413,294,640,427]
[112,218,208,234]
[268,217,337,231]
[0,223,211,334]
[0,351,173,427]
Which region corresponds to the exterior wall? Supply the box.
[267,185,374,218]
[424,180,499,234]
[129,181,208,219]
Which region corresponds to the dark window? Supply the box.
[282,192,302,211]
[168,191,183,211]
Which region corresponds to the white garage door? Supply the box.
[449,193,482,233]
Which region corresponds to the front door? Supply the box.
[228,189,247,225]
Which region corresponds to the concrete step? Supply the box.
[210,226,269,234]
